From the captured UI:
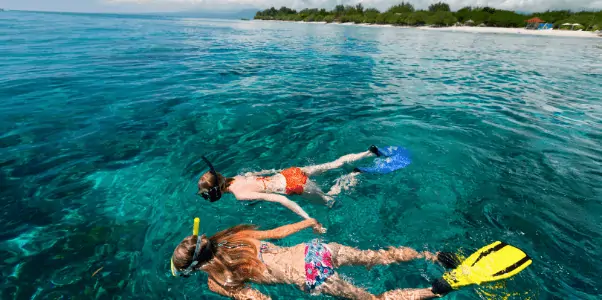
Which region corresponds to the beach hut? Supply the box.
[538,23,553,30]
[464,19,475,26]
[525,17,544,30]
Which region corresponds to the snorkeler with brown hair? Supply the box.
[170,218,532,300]
[197,146,382,232]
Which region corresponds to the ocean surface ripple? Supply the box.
[1,11,601,299]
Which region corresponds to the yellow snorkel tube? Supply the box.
[192,217,200,236]
[171,217,200,277]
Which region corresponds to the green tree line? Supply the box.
[254,2,602,31]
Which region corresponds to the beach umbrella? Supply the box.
[571,23,582,30]
[561,23,571,26]
[526,17,544,23]
[525,17,544,29]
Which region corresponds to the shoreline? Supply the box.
[419,26,600,38]
[255,20,600,39]
[261,19,399,29]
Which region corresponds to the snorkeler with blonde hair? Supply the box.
[197,146,382,232]
[170,217,532,300]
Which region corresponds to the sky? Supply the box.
[3,0,602,13]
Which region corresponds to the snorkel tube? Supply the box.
[192,217,200,236]
[171,217,201,277]
[199,156,222,202]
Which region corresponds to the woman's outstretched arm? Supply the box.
[235,192,311,219]
[250,219,318,240]
[234,192,326,233]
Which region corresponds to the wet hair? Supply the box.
[171,225,265,288]
[197,171,234,196]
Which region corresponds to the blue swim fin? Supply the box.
[355,145,411,174]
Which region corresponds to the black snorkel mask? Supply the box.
[199,156,222,202]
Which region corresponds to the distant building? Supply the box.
[525,17,553,30]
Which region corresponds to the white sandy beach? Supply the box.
[419,26,600,38]
[256,20,601,38]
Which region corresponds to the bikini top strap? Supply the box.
[256,177,268,191]
[258,242,268,262]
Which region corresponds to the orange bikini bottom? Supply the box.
[280,167,308,195]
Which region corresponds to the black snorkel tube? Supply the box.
[199,156,222,202]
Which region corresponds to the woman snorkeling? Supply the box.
[170,218,532,300]
[197,146,381,232]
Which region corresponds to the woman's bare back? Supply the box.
[228,174,287,195]
[251,241,307,288]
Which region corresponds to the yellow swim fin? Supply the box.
[432,241,532,295]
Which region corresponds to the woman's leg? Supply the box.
[328,243,437,268]
[320,274,439,300]
[319,274,378,300]
[304,172,361,207]
[326,172,361,196]
[301,151,373,176]
[303,180,336,207]
[378,288,439,300]
[320,193,336,208]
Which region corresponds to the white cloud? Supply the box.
[105,0,602,12]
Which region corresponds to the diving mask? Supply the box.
[199,156,222,202]
[171,217,202,277]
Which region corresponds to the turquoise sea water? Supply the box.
[1,11,601,299]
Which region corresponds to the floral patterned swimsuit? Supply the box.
[258,240,335,293]
[303,239,335,292]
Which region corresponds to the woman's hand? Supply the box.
[312,221,327,234]
[307,218,326,234]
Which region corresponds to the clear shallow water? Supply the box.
[1,11,601,299]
